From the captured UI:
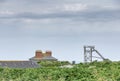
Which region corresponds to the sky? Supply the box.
[0,0,120,62]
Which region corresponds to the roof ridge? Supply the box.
[0,60,30,62]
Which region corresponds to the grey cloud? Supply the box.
[20,0,81,4]
[114,0,120,7]
[115,0,120,3]
[79,9,120,22]
[0,9,120,22]
[4,0,70,5]
[0,0,5,2]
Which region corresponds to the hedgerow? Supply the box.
[0,61,120,81]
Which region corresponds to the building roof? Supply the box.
[0,61,40,68]
[41,56,58,60]
[30,56,57,61]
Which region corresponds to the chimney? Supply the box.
[45,50,52,57]
[35,50,43,58]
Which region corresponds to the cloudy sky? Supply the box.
[0,0,120,62]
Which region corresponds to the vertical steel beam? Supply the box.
[84,46,106,63]
[84,46,87,63]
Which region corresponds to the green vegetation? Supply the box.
[0,60,120,81]
[38,61,70,67]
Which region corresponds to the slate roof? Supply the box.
[30,56,57,61]
[41,56,58,60]
[0,61,40,68]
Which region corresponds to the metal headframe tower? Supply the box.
[84,46,106,63]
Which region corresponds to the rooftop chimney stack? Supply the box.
[35,50,43,58]
[45,50,52,57]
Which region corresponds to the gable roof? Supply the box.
[30,56,57,61]
[0,61,40,68]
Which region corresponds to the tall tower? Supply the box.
[84,46,106,63]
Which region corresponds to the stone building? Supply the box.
[0,50,57,68]
[29,50,58,62]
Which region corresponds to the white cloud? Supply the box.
[22,19,34,23]
[0,10,14,15]
[102,5,119,10]
[63,3,88,11]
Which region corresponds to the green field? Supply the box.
[0,60,120,81]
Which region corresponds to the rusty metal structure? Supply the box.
[84,46,106,63]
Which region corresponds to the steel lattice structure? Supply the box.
[84,46,106,63]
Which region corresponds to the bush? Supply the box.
[0,61,120,81]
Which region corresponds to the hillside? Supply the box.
[0,61,120,81]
